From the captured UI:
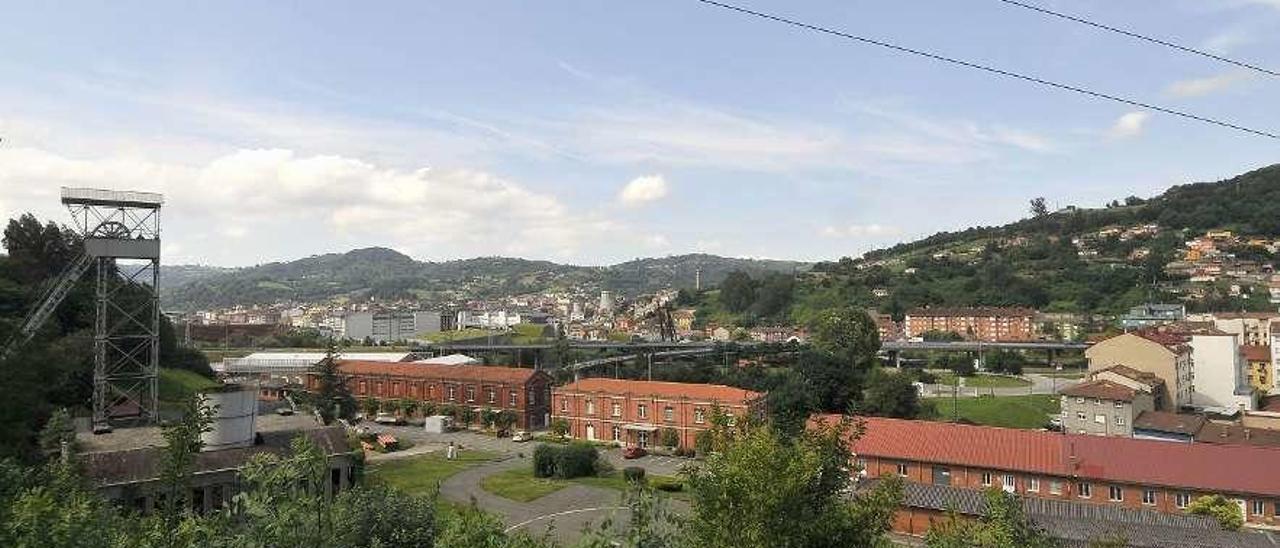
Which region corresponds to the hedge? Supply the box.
[532,442,599,479]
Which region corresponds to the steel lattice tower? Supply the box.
[61,188,164,432]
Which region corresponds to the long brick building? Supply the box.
[903,307,1036,341]
[305,360,552,430]
[827,416,1280,528]
[551,378,766,450]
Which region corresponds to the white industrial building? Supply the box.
[343,310,450,343]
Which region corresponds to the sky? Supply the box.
[0,0,1277,267]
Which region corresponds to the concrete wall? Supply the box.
[1060,393,1152,437]
[1188,334,1250,409]
[1086,334,1185,409]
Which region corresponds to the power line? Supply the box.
[690,0,1280,140]
[991,0,1279,78]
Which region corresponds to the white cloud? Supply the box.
[820,224,904,238]
[1166,71,1255,97]
[618,175,669,207]
[1201,28,1254,53]
[1109,112,1150,139]
[0,146,619,265]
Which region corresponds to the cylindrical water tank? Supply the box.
[199,384,259,451]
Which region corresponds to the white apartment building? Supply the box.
[1187,332,1254,412]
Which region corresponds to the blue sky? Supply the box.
[0,0,1277,266]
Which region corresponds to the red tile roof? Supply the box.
[335,360,543,384]
[1241,344,1271,362]
[1130,329,1190,349]
[556,378,764,404]
[1092,364,1163,390]
[1059,380,1138,402]
[824,416,1280,498]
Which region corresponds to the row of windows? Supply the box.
[355,380,541,407]
[887,461,1280,516]
[1071,411,1126,426]
[559,399,710,423]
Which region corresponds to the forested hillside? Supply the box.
[162,249,806,310]
[803,163,1280,319]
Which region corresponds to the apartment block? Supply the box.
[903,307,1035,342]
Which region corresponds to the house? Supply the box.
[1132,410,1206,443]
[709,326,732,342]
[1242,344,1273,391]
[1119,303,1186,330]
[551,378,766,450]
[903,307,1035,342]
[78,395,354,515]
[1059,379,1155,437]
[1188,312,1280,346]
[829,415,1280,528]
[671,308,697,333]
[1185,330,1254,412]
[1086,330,1193,410]
[307,360,552,430]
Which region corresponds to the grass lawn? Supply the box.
[481,466,687,502]
[367,451,501,496]
[933,372,1031,388]
[931,394,1060,429]
[158,368,220,403]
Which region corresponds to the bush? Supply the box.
[533,442,600,479]
[694,430,713,456]
[652,476,683,492]
[623,466,646,484]
[532,444,558,478]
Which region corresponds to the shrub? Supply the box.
[623,466,646,484]
[532,444,557,478]
[694,430,713,456]
[652,476,683,492]
[660,428,680,448]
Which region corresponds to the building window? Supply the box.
[510,391,517,407]
[897,463,908,477]
[637,404,647,419]
[1142,490,1156,505]
[664,406,674,421]
[1076,412,1087,421]
[1273,502,1279,517]
[466,386,476,402]
[695,408,705,423]
[612,403,622,417]
[447,385,456,401]
[1078,483,1092,498]
[1254,500,1265,516]
[359,380,367,394]
[559,399,567,413]
[981,473,992,487]
[1109,486,1123,502]
[1075,397,1085,404]
[612,426,620,441]
[932,466,950,485]
[1175,493,1191,508]
[487,388,496,404]
[1115,415,1126,426]
[1114,401,1124,408]
[1027,478,1039,492]
[1049,481,1062,495]
[856,458,868,477]
[586,400,595,415]
[1002,474,1015,492]
[1094,414,1106,425]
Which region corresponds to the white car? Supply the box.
[374,412,403,425]
[512,430,533,442]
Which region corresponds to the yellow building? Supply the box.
[1243,344,1273,391]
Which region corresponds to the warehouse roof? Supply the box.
[556,378,764,404]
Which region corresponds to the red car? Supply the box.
[622,446,647,459]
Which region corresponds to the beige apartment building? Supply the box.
[1059,379,1155,436]
[1086,331,1193,410]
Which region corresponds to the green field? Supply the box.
[367,451,501,496]
[934,372,1032,388]
[158,368,220,403]
[481,466,684,502]
[931,394,1060,429]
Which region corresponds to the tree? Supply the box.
[158,395,215,528]
[1030,197,1049,218]
[37,408,76,461]
[720,271,756,313]
[681,415,902,548]
[926,489,1055,548]
[861,369,923,419]
[1187,494,1244,530]
[550,417,569,439]
[311,341,356,425]
[794,349,863,413]
[494,410,517,435]
[807,305,881,369]
[660,427,680,449]
[764,370,817,437]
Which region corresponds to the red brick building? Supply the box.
[827,416,1280,527]
[552,378,766,450]
[305,360,552,430]
[903,307,1035,341]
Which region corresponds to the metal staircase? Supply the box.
[0,251,93,360]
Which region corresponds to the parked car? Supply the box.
[511,430,533,442]
[374,412,404,425]
[622,446,647,459]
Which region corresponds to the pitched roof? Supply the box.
[1132,411,1206,436]
[1242,344,1271,362]
[1093,364,1163,389]
[334,360,542,384]
[1197,422,1280,449]
[555,377,764,404]
[1060,380,1138,402]
[835,416,1280,498]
